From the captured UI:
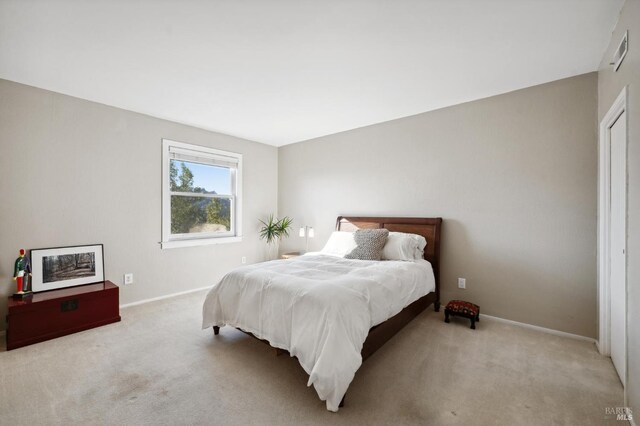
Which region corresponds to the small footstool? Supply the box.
[444,300,480,329]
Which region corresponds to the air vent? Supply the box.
[612,30,628,72]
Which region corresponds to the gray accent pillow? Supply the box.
[344,229,389,261]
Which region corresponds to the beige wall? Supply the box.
[598,0,640,412]
[0,79,278,331]
[279,73,598,338]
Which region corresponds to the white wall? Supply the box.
[279,73,598,338]
[0,79,278,330]
[598,0,640,413]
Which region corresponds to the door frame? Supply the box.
[597,86,628,372]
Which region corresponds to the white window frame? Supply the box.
[161,139,242,249]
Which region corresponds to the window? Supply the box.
[162,139,242,249]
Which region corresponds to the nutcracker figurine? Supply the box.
[12,249,33,299]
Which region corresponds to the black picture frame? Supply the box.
[30,244,105,292]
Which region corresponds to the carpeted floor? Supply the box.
[0,290,623,426]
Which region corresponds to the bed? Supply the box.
[202,216,442,411]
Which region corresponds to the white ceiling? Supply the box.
[0,0,624,146]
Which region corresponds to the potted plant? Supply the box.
[259,215,293,260]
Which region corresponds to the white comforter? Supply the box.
[202,254,435,411]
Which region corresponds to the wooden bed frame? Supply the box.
[335,216,442,361]
[212,216,442,406]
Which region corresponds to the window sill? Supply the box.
[161,236,242,249]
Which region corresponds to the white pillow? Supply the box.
[382,232,427,261]
[320,231,357,257]
[412,234,427,260]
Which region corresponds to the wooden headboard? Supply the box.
[336,216,442,294]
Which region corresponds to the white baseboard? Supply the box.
[120,285,212,309]
[479,314,597,344]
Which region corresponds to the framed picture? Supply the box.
[30,244,105,292]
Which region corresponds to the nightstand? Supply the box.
[281,252,302,259]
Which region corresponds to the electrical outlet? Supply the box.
[458,278,466,289]
[124,273,134,285]
[241,256,247,264]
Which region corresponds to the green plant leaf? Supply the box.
[259,214,293,243]
[277,216,293,237]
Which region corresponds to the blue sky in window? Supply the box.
[174,160,231,194]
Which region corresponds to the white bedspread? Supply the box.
[202,254,435,411]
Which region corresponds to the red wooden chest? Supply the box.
[6,281,121,350]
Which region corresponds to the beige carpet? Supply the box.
[0,290,623,426]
